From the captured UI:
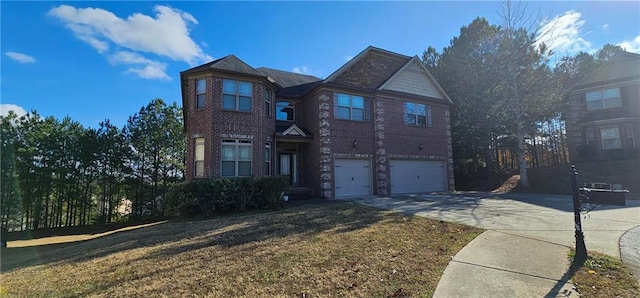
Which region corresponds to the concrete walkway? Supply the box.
[620,225,640,282]
[339,193,640,297]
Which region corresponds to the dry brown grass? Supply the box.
[0,201,482,297]
[569,251,640,298]
[491,174,520,193]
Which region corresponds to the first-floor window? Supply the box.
[221,139,252,176]
[625,124,636,148]
[194,137,205,177]
[404,102,432,127]
[600,127,621,150]
[265,142,271,175]
[584,127,595,144]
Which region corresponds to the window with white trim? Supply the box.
[585,127,595,144]
[276,101,295,121]
[403,102,432,127]
[196,79,206,109]
[625,124,636,148]
[586,88,622,111]
[221,139,252,176]
[265,142,271,175]
[223,79,252,111]
[335,93,365,121]
[600,127,621,150]
[194,137,205,177]
[265,87,272,117]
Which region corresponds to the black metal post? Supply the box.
[570,164,588,261]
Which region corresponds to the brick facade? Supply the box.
[184,74,275,180]
[181,46,456,198]
[566,53,640,163]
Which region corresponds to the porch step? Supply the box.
[285,187,314,200]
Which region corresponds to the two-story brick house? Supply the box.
[567,52,640,162]
[180,46,454,199]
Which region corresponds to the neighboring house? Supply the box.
[180,46,454,199]
[566,52,640,162]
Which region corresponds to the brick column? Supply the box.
[445,110,455,191]
[374,99,389,195]
[318,94,333,199]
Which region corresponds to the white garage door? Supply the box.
[335,159,371,197]
[390,160,445,194]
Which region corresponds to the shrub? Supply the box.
[163,176,291,218]
[163,181,197,217]
[253,176,290,210]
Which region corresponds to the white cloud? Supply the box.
[48,5,211,64]
[537,11,592,55]
[5,52,36,63]
[66,23,110,53]
[0,104,27,118]
[48,5,212,80]
[292,66,313,75]
[109,51,170,80]
[344,55,354,62]
[602,24,609,31]
[618,35,640,54]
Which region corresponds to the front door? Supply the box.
[279,153,297,186]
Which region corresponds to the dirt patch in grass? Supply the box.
[569,251,640,297]
[1,201,482,297]
[6,217,167,241]
[491,174,520,193]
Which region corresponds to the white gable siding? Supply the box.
[383,64,444,99]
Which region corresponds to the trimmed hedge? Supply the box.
[163,176,290,217]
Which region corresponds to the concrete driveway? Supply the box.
[339,192,640,297]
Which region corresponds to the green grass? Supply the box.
[0,201,482,297]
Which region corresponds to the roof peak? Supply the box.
[323,46,412,83]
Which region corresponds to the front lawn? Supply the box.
[569,251,640,297]
[0,201,482,297]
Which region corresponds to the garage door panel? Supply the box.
[335,159,371,197]
[390,160,445,194]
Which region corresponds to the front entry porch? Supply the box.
[275,123,313,199]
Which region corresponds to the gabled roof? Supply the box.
[323,46,411,87]
[275,124,313,140]
[571,52,640,92]
[281,124,307,137]
[378,56,454,104]
[181,55,264,77]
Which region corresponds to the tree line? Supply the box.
[1,99,184,231]
[423,1,626,188]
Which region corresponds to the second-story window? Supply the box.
[335,93,364,121]
[223,79,252,111]
[196,79,206,109]
[586,88,622,111]
[265,87,272,117]
[276,101,295,121]
[404,102,432,127]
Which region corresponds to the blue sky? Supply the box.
[2,1,639,128]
